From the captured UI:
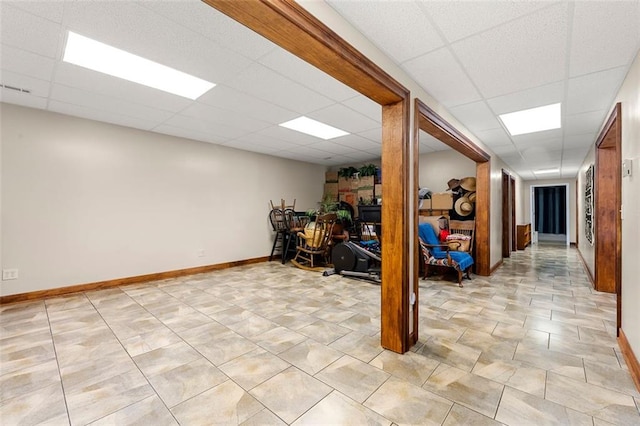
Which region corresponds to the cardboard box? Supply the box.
[338,177,351,192]
[358,175,375,188]
[325,171,338,183]
[324,183,338,197]
[431,192,453,210]
[420,199,431,210]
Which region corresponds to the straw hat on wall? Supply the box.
[454,195,474,217]
[459,177,476,192]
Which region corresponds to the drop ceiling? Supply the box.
[1,1,639,179]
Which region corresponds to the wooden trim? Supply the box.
[203,0,408,105]
[0,256,270,305]
[474,161,491,276]
[415,98,491,276]
[594,103,621,295]
[576,246,595,287]
[381,99,411,353]
[490,259,504,275]
[410,99,420,348]
[596,103,620,149]
[510,176,516,252]
[618,329,640,392]
[416,102,490,163]
[502,170,510,258]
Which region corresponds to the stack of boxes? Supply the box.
[324,171,339,201]
[323,168,381,218]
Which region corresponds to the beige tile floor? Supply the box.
[1,244,639,425]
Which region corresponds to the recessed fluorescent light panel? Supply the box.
[63,31,215,100]
[535,168,560,175]
[499,103,561,136]
[279,116,349,140]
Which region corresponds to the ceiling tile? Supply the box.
[341,95,381,123]
[1,44,55,81]
[489,144,519,156]
[0,3,61,58]
[562,146,591,165]
[332,134,382,152]
[258,49,359,102]
[53,64,193,113]
[190,85,296,125]
[50,84,174,124]
[179,102,272,134]
[232,132,306,152]
[225,63,335,114]
[511,128,563,144]
[474,128,513,147]
[0,89,47,109]
[448,101,502,132]
[163,114,250,141]
[140,0,277,61]
[3,1,64,22]
[0,69,51,97]
[327,0,444,63]
[254,125,323,147]
[563,133,596,150]
[62,1,252,85]
[566,66,628,115]
[569,1,640,77]
[422,1,550,43]
[565,110,607,136]
[356,128,382,144]
[307,104,380,134]
[404,47,482,107]
[486,81,564,115]
[452,3,569,98]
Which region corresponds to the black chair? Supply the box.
[269,208,291,261]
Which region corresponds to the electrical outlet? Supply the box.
[197,249,205,257]
[2,269,19,280]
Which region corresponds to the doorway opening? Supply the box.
[530,183,570,246]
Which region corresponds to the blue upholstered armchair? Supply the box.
[418,222,473,287]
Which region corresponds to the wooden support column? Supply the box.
[381,100,411,353]
[203,0,414,353]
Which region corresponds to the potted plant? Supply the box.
[358,163,377,177]
[338,166,358,178]
[359,163,378,187]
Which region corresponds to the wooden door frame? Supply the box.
[204,0,415,353]
[510,176,516,251]
[414,99,491,275]
[594,103,622,331]
[502,170,511,258]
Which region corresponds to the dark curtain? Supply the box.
[534,186,566,234]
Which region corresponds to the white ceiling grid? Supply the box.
[1,0,639,176]
[328,0,640,178]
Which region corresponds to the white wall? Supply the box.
[522,178,577,243]
[577,147,596,274]
[0,104,325,296]
[418,150,475,193]
[617,52,640,359]
[577,51,640,360]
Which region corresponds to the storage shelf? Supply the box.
[517,223,531,250]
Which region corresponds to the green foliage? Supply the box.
[359,163,377,176]
[338,166,358,178]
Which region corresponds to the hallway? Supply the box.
[1,245,639,425]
